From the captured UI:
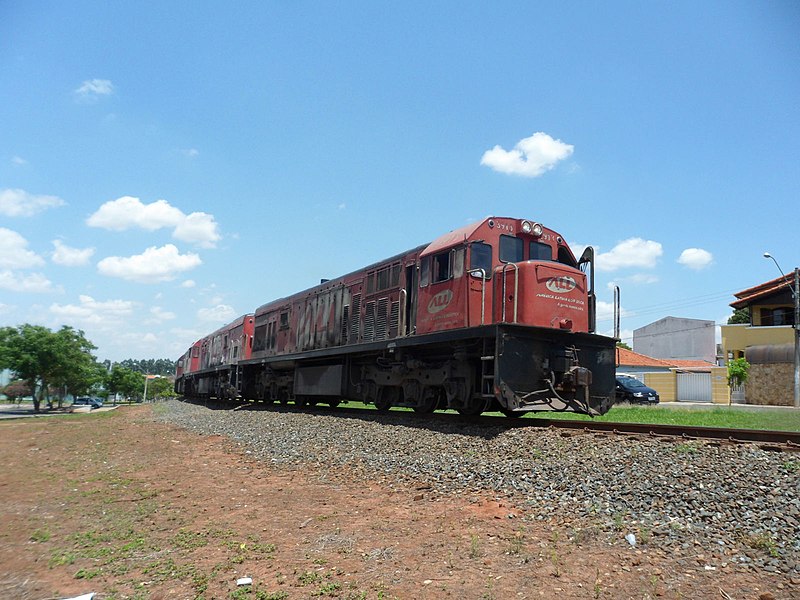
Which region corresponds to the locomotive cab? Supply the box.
[415,217,614,415]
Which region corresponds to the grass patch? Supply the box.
[525,405,800,432]
[307,398,800,431]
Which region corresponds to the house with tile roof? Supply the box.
[616,347,726,403]
[720,274,796,405]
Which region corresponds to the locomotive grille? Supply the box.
[364,300,376,342]
[341,305,349,344]
[376,297,389,340]
[390,300,400,335]
[350,293,361,342]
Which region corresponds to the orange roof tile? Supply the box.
[616,347,714,369]
[616,347,673,368]
[730,274,794,309]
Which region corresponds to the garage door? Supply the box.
[677,372,712,402]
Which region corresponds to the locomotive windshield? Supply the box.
[498,233,578,268]
[499,235,523,263]
[470,242,492,278]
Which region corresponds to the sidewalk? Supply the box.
[0,403,120,420]
[654,401,798,411]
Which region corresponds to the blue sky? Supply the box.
[1,1,798,363]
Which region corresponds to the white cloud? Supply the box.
[12,156,27,166]
[172,212,221,248]
[50,294,136,326]
[183,148,199,158]
[0,188,65,217]
[677,248,713,270]
[75,78,114,101]
[181,279,196,288]
[87,196,184,231]
[0,228,45,268]
[197,304,236,323]
[0,270,56,293]
[97,244,202,283]
[148,306,176,322]
[52,240,95,267]
[480,132,574,177]
[87,196,221,248]
[596,238,663,272]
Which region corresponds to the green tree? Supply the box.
[144,376,176,401]
[616,341,632,350]
[119,358,176,377]
[727,307,750,325]
[727,357,750,387]
[49,327,101,407]
[0,324,98,412]
[107,365,145,402]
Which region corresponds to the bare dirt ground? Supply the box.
[0,405,795,600]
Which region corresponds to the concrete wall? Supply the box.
[643,372,676,402]
[634,317,716,363]
[642,367,730,403]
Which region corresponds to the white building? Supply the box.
[633,316,716,364]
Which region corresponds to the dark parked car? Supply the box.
[615,376,659,404]
[73,397,103,409]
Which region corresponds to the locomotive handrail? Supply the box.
[500,263,519,323]
[398,288,407,336]
[468,269,486,325]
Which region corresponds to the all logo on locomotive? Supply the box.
[175,216,618,416]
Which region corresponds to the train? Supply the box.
[175,216,618,416]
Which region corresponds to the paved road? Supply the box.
[0,403,121,420]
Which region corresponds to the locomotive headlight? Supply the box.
[531,222,544,237]
[521,220,532,234]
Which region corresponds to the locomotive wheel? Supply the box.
[295,395,308,408]
[457,397,489,416]
[327,399,341,408]
[374,386,400,412]
[413,387,440,414]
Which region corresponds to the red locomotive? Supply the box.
[175,216,617,416]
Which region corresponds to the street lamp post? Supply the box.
[763,253,800,408]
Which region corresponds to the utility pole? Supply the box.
[794,267,799,409]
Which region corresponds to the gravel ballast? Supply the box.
[155,400,800,575]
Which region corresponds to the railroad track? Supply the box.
[193,397,800,451]
[518,417,800,449]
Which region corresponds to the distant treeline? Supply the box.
[114,358,176,377]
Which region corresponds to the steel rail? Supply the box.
[519,418,800,447]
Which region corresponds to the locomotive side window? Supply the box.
[432,251,452,283]
[557,246,578,267]
[367,272,376,294]
[452,247,465,279]
[391,263,401,286]
[470,242,492,278]
[419,257,430,287]
[499,234,523,263]
[530,241,552,261]
[377,267,390,291]
[253,324,267,352]
[279,310,290,330]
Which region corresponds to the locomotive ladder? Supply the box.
[480,337,495,398]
